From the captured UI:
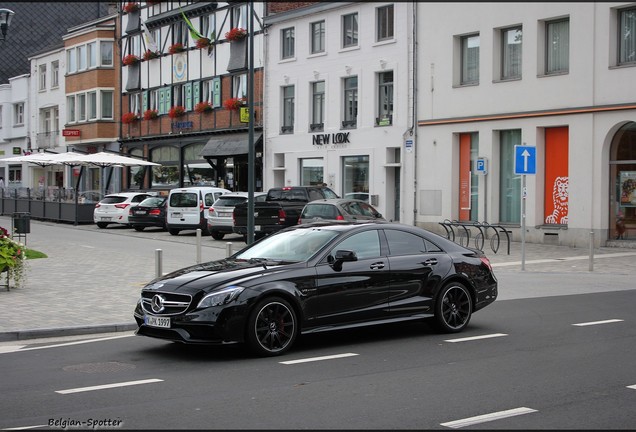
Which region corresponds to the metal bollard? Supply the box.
[155,249,163,278]
[226,242,233,257]
[588,231,594,272]
[196,228,202,264]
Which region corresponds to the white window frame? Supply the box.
[88,91,97,120]
[101,90,114,119]
[281,85,294,133]
[461,33,480,85]
[77,44,87,71]
[281,27,295,60]
[67,96,76,123]
[233,74,247,99]
[342,13,358,48]
[501,26,522,80]
[67,47,77,74]
[376,4,394,42]
[618,7,636,65]
[377,71,393,123]
[77,93,86,122]
[311,81,325,129]
[51,61,59,88]
[88,41,97,68]
[100,41,114,67]
[310,20,325,54]
[39,64,47,91]
[14,103,24,126]
[343,76,358,128]
[545,18,569,74]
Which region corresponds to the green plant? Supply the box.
[0,226,27,288]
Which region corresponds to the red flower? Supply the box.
[169,43,185,54]
[121,112,139,124]
[196,38,211,49]
[194,101,213,113]
[225,27,247,42]
[123,2,140,13]
[122,54,140,66]
[168,106,186,119]
[142,50,159,61]
[223,97,246,111]
[143,109,158,120]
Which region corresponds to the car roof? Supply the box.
[103,192,150,198]
[169,187,231,193]
[304,198,371,205]
[217,191,267,197]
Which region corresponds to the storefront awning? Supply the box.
[199,133,262,157]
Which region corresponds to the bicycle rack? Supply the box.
[438,220,511,255]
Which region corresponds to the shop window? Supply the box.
[301,158,324,186]
[499,129,521,223]
[342,155,369,198]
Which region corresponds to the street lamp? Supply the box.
[0,9,14,41]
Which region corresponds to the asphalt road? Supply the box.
[1,290,635,430]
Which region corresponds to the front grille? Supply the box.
[141,290,192,316]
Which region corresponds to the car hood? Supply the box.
[142,259,295,295]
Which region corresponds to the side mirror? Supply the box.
[330,249,357,271]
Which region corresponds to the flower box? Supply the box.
[194,102,213,113]
[142,50,160,61]
[169,43,185,54]
[223,97,246,111]
[143,109,158,120]
[168,106,186,118]
[0,226,26,289]
[225,27,247,42]
[122,112,140,124]
[196,38,211,49]
[123,2,140,13]
[122,54,140,66]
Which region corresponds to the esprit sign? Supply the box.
[62,129,80,137]
[312,132,350,146]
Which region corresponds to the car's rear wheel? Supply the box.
[246,297,297,357]
[434,282,472,333]
[168,228,179,235]
[210,231,224,240]
[133,226,144,232]
[96,222,108,229]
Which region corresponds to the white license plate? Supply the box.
[254,225,261,231]
[219,212,231,217]
[100,217,111,221]
[145,315,170,328]
[171,212,181,218]
[135,210,147,215]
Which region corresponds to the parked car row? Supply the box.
[92,186,385,241]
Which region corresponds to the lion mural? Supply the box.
[545,176,569,224]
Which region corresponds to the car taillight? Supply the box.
[95,203,101,208]
[480,257,493,271]
[114,203,130,209]
[278,208,286,223]
[149,209,161,216]
[336,215,345,221]
[209,207,216,216]
[199,201,204,212]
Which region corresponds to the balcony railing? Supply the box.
[36,131,60,149]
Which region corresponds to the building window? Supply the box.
[281,85,294,134]
[501,26,522,79]
[173,21,188,46]
[88,91,97,120]
[376,4,394,42]
[101,41,113,66]
[342,155,369,197]
[311,20,325,54]
[129,34,142,57]
[201,14,215,40]
[343,76,358,129]
[149,89,159,111]
[301,158,324,186]
[67,96,76,123]
[77,93,86,121]
[281,27,295,59]
[311,81,325,131]
[461,34,479,85]
[39,64,46,91]
[88,41,97,68]
[342,13,358,48]
[101,90,113,119]
[377,71,393,125]
[77,44,87,71]
[546,19,569,74]
[619,7,636,65]
[0,106,3,128]
[459,133,479,222]
[51,61,59,88]
[14,103,24,125]
[130,93,141,116]
[232,4,248,29]
[499,129,522,224]
[172,83,184,107]
[233,74,247,98]
[67,47,77,74]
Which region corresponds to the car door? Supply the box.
[383,228,453,317]
[311,229,391,326]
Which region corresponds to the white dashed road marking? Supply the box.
[280,353,359,365]
[444,333,508,343]
[440,407,537,429]
[56,378,163,394]
[572,319,624,327]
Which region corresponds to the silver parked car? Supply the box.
[206,191,267,240]
[299,198,385,224]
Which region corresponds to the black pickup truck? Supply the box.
[233,186,339,239]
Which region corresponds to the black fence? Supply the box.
[0,188,97,225]
[439,219,511,255]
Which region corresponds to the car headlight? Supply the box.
[197,286,245,309]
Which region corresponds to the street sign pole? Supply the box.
[514,144,535,271]
[521,174,526,271]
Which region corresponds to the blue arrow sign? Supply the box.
[514,145,536,175]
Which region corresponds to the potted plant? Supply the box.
[122,54,140,66]
[142,49,160,61]
[196,37,211,49]
[223,97,246,111]
[143,109,159,120]
[0,226,27,289]
[225,27,247,42]
[169,43,185,54]
[168,106,186,118]
[194,101,213,113]
[122,112,140,124]
[123,2,140,13]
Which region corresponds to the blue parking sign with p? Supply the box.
[514,145,536,175]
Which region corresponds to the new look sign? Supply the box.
[312,132,350,146]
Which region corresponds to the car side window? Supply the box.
[384,230,427,255]
[359,202,378,217]
[307,189,323,201]
[205,193,216,206]
[330,230,381,260]
[424,238,443,252]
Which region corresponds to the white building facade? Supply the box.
[263,2,415,223]
[413,2,636,247]
[0,74,30,190]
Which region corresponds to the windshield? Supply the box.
[235,228,339,262]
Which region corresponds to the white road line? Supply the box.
[56,378,163,394]
[2,426,48,430]
[572,319,624,327]
[445,333,508,343]
[440,407,537,429]
[0,334,135,354]
[280,353,359,365]
[628,385,636,390]
[491,251,636,267]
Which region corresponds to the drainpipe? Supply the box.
[411,1,418,226]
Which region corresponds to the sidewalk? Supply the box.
[1,216,635,342]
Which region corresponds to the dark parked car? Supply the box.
[134,221,498,356]
[299,198,385,224]
[128,196,168,231]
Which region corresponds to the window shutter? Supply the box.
[212,77,221,108]
[158,89,165,115]
[193,81,200,103]
[165,87,172,112]
[142,90,148,112]
[185,82,193,111]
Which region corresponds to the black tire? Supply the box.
[210,231,225,240]
[433,282,472,333]
[168,228,180,236]
[96,222,108,229]
[246,297,298,357]
[133,226,145,232]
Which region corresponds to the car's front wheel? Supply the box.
[210,231,225,240]
[168,228,179,235]
[96,222,108,229]
[246,297,298,357]
[434,282,472,333]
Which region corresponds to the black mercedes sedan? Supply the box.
[134,221,498,356]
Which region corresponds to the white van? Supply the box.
[166,186,230,235]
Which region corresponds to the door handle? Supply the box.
[370,262,385,270]
[422,258,438,266]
